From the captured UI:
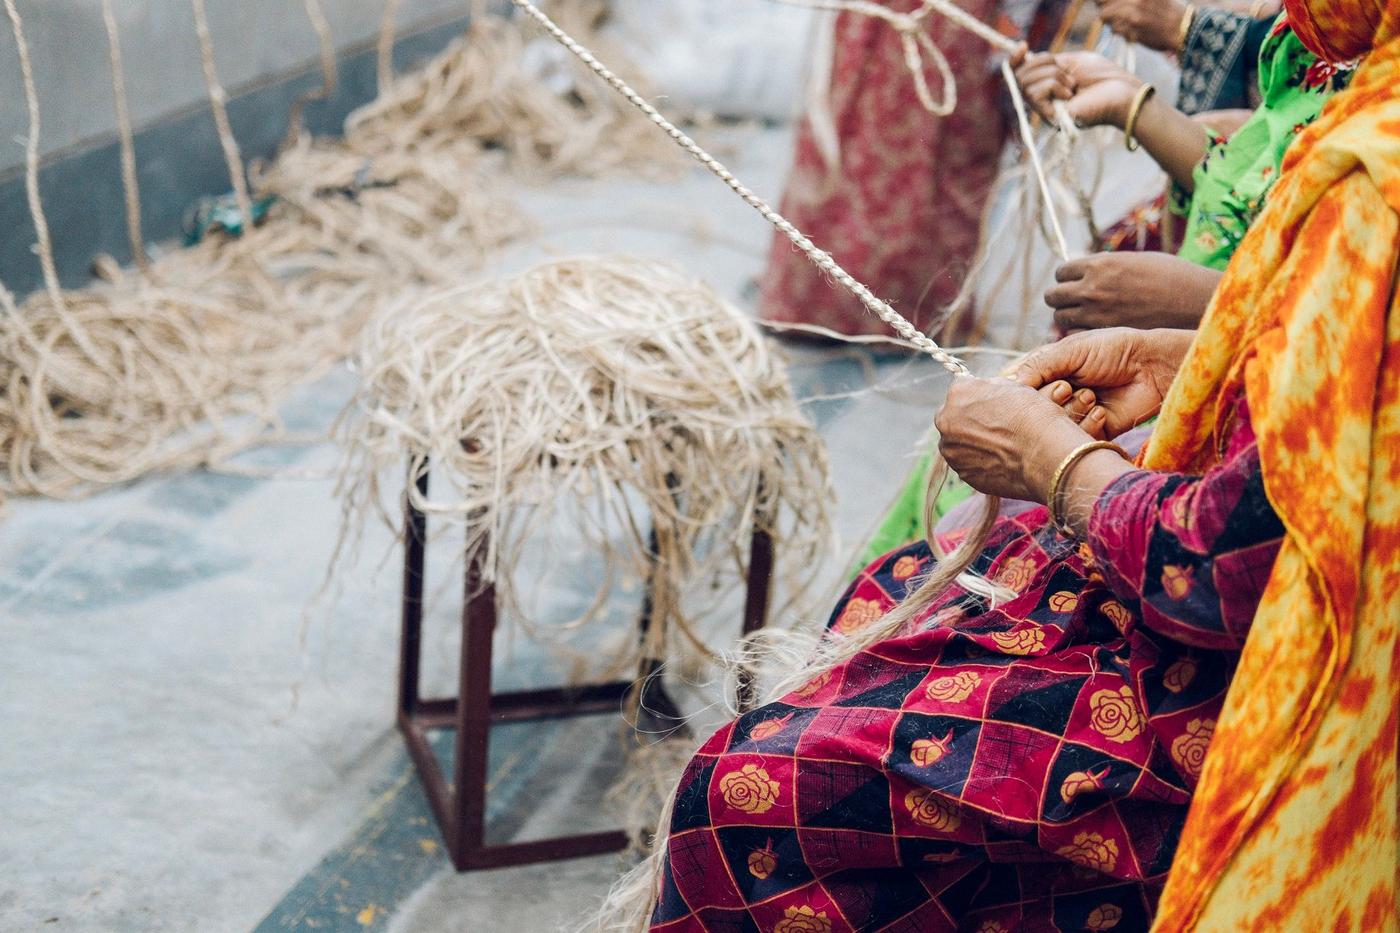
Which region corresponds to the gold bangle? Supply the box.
[1177,3,1198,52]
[1046,440,1132,538]
[1247,0,1271,19]
[1123,83,1156,152]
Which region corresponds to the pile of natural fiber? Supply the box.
[345,8,679,179]
[335,256,834,665]
[0,4,680,502]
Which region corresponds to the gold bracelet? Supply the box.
[1123,83,1156,152]
[1176,4,1198,52]
[1247,0,1271,19]
[1046,441,1132,538]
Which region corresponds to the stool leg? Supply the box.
[399,468,429,719]
[737,514,775,713]
[452,526,496,869]
[635,525,687,739]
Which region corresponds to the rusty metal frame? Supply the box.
[396,467,774,871]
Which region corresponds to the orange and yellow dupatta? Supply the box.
[1141,1,1400,928]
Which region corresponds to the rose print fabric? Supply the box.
[650,392,1280,931]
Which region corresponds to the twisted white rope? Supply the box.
[508,0,969,374]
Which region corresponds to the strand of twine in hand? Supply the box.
[508,0,971,374]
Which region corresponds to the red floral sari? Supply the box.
[758,0,1058,337]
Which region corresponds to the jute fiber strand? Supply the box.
[334,256,834,666]
[0,3,679,502]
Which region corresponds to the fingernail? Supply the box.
[1077,389,1095,403]
[1051,382,1071,401]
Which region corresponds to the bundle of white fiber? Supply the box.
[335,256,834,665]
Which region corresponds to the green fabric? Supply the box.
[1175,21,1355,269]
[852,449,976,572]
[851,19,1352,577]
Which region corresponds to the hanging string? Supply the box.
[189,0,253,230]
[377,0,403,94]
[507,0,971,374]
[285,0,338,137]
[1004,58,1073,260]
[5,0,65,315]
[99,0,148,274]
[2,0,109,365]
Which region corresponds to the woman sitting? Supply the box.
[618,0,1400,926]
[858,12,1355,570]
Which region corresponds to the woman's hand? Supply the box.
[1046,252,1224,332]
[1095,0,1191,52]
[935,376,1108,503]
[1013,327,1197,438]
[1012,49,1144,128]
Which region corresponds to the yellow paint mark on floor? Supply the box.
[418,838,438,855]
[356,904,380,926]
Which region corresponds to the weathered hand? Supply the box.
[1012,49,1143,128]
[1095,0,1190,52]
[1045,252,1223,332]
[1013,328,1197,438]
[934,375,1103,503]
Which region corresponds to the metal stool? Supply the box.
[396,467,774,870]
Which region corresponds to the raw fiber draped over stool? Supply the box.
[336,256,834,664]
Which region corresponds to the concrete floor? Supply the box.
[1,112,1165,932]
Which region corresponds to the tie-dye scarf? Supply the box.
[1143,0,1400,927]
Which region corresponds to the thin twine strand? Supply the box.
[3,0,108,364]
[5,0,64,314]
[99,0,148,274]
[377,0,403,94]
[189,0,253,229]
[1005,58,1072,260]
[285,0,338,138]
[507,0,970,375]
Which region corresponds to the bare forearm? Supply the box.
[1131,95,1211,191]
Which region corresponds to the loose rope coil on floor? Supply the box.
[0,4,675,501]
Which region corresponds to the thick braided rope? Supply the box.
[508,0,968,374]
[189,0,253,228]
[99,0,148,274]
